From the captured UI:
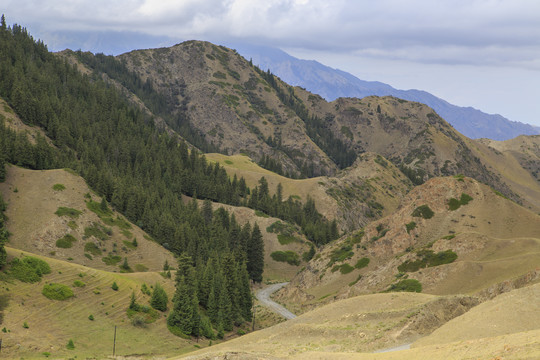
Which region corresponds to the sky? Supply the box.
[3,0,540,126]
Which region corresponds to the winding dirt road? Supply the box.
[256,282,296,320]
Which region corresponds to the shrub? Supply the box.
[54,207,82,219]
[102,254,122,265]
[88,314,94,321]
[42,283,74,300]
[254,210,269,218]
[23,321,29,328]
[354,257,370,269]
[111,282,119,291]
[460,193,473,205]
[52,184,66,191]
[141,283,151,295]
[277,234,296,245]
[73,280,85,287]
[84,223,111,241]
[271,251,300,266]
[339,263,354,274]
[447,198,461,210]
[84,242,102,255]
[327,245,354,266]
[86,199,113,218]
[102,215,132,229]
[123,240,137,249]
[412,205,434,219]
[405,221,417,234]
[448,193,473,210]
[398,249,458,272]
[131,315,146,328]
[56,234,77,248]
[66,339,75,350]
[135,264,148,272]
[386,279,422,293]
[349,274,363,287]
[302,244,316,262]
[10,257,51,283]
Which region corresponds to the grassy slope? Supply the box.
[0,159,309,359]
[178,292,439,358]
[470,135,540,212]
[178,283,540,360]
[0,248,194,359]
[0,165,176,272]
[282,176,540,307]
[205,153,336,216]
[415,282,540,346]
[205,152,411,232]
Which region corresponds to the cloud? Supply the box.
[3,0,540,69]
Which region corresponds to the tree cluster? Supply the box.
[248,178,339,246]
[0,19,338,336]
[255,66,357,174]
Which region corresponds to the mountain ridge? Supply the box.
[231,43,540,141]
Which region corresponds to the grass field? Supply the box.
[0,248,197,359]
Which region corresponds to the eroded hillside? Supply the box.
[276,176,540,313]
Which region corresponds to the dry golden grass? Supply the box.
[205,153,337,218]
[415,282,540,347]
[0,248,197,359]
[178,292,438,359]
[177,284,540,360]
[0,165,176,272]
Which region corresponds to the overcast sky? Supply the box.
[3,0,540,126]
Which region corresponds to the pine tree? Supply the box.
[202,199,213,225]
[247,223,264,283]
[167,275,195,334]
[217,279,233,331]
[207,285,218,324]
[238,261,253,321]
[129,291,139,310]
[100,197,108,212]
[0,154,6,182]
[150,283,168,311]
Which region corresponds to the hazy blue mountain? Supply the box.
[230,43,540,141]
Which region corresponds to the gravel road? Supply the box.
[373,343,412,353]
[255,282,296,320]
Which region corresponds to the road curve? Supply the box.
[373,343,412,353]
[256,282,296,320]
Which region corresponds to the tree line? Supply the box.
[0,17,337,337]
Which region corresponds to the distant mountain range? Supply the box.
[230,44,540,141]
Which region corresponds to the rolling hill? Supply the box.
[177,281,540,359]
[275,176,540,313]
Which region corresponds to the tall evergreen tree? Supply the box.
[247,223,264,283]
[167,275,196,335]
[150,282,168,312]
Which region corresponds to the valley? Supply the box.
[0,18,538,360]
